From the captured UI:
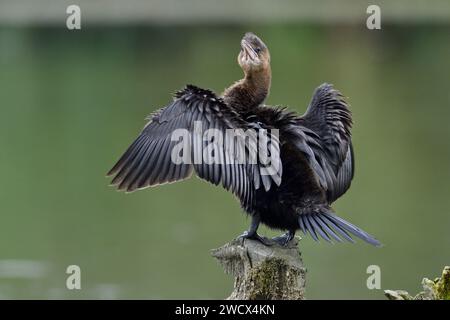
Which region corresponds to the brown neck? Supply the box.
[223,66,271,111]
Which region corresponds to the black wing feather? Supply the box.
[108,85,282,207]
[298,83,354,203]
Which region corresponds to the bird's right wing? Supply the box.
[107,85,282,207]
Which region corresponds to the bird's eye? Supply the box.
[255,47,261,54]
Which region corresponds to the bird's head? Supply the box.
[238,32,270,75]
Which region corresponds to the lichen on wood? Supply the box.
[211,237,306,300]
[385,266,450,300]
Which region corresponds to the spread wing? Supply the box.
[297,83,354,203]
[107,85,282,208]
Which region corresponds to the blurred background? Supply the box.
[0,0,449,299]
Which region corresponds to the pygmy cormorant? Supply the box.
[107,32,381,247]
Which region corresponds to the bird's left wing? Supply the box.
[107,85,282,207]
[295,83,354,203]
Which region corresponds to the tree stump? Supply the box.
[211,237,306,300]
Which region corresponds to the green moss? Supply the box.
[248,258,303,300]
[386,266,450,300]
[249,258,284,299]
[435,266,450,300]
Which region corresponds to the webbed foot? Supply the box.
[272,230,295,246]
[237,231,273,246]
[236,214,272,246]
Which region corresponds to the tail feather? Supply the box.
[298,216,307,234]
[303,216,319,241]
[320,214,355,243]
[298,211,382,247]
[307,215,332,243]
[313,215,343,243]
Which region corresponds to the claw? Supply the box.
[237,231,273,246]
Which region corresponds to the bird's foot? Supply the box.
[272,231,295,246]
[237,231,273,246]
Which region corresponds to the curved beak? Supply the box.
[240,39,258,62]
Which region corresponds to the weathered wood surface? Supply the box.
[212,237,306,300]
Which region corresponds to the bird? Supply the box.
[107,32,381,247]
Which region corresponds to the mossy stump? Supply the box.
[211,237,306,300]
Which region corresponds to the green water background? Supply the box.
[0,24,449,299]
